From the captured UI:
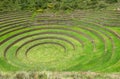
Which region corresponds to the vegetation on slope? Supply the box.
[0,0,119,11]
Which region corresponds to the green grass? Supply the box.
[0,10,120,73]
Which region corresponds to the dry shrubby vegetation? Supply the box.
[0,71,120,79]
